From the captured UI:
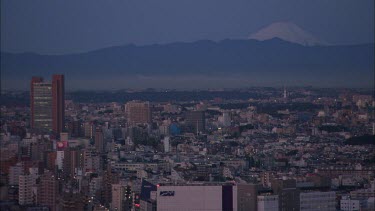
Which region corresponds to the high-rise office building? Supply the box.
[18,174,35,205]
[30,75,65,134]
[257,195,279,211]
[31,77,53,131]
[100,168,120,207]
[68,120,83,137]
[271,179,300,211]
[84,121,95,138]
[8,162,24,186]
[237,184,259,211]
[83,147,101,173]
[300,191,336,211]
[52,74,65,134]
[37,171,58,211]
[125,101,151,125]
[111,183,125,211]
[63,149,83,179]
[185,110,205,134]
[95,128,105,153]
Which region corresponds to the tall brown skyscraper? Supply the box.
[95,128,105,153]
[52,74,65,134]
[30,75,65,134]
[62,149,84,179]
[125,101,151,125]
[37,171,58,211]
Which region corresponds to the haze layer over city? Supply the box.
[0,1,374,211]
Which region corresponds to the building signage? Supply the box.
[160,191,175,196]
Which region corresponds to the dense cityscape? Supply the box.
[0,75,374,211]
[1,1,374,211]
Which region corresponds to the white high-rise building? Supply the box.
[340,196,366,211]
[218,112,231,127]
[9,162,24,186]
[18,174,34,205]
[283,87,287,99]
[159,125,170,136]
[163,137,170,153]
[56,150,64,170]
[29,167,39,182]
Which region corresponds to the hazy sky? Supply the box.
[1,0,374,54]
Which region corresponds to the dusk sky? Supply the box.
[1,0,374,55]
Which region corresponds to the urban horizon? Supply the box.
[1,1,374,211]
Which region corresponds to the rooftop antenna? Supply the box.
[196,120,199,137]
[283,86,287,99]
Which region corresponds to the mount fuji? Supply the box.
[249,22,328,46]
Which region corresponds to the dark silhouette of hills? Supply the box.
[1,38,374,89]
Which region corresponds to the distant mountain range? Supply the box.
[1,38,374,89]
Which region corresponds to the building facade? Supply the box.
[156,183,237,211]
[185,111,205,134]
[271,179,300,211]
[30,75,65,134]
[37,171,58,211]
[52,74,65,134]
[18,174,34,205]
[257,195,279,211]
[111,183,125,211]
[95,128,105,153]
[125,101,151,125]
[31,77,53,131]
[300,191,336,211]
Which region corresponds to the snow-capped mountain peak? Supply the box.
[249,22,328,46]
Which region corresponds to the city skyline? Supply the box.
[2,80,374,211]
[0,1,374,211]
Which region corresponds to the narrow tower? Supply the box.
[52,74,65,134]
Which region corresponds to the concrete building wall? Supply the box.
[19,174,34,205]
[111,183,124,211]
[300,191,336,211]
[237,184,258,211]
[258,195,279,211]
[157,185,225,211]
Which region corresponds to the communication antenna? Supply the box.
[196,120,199,137]
[283,86,287,99]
